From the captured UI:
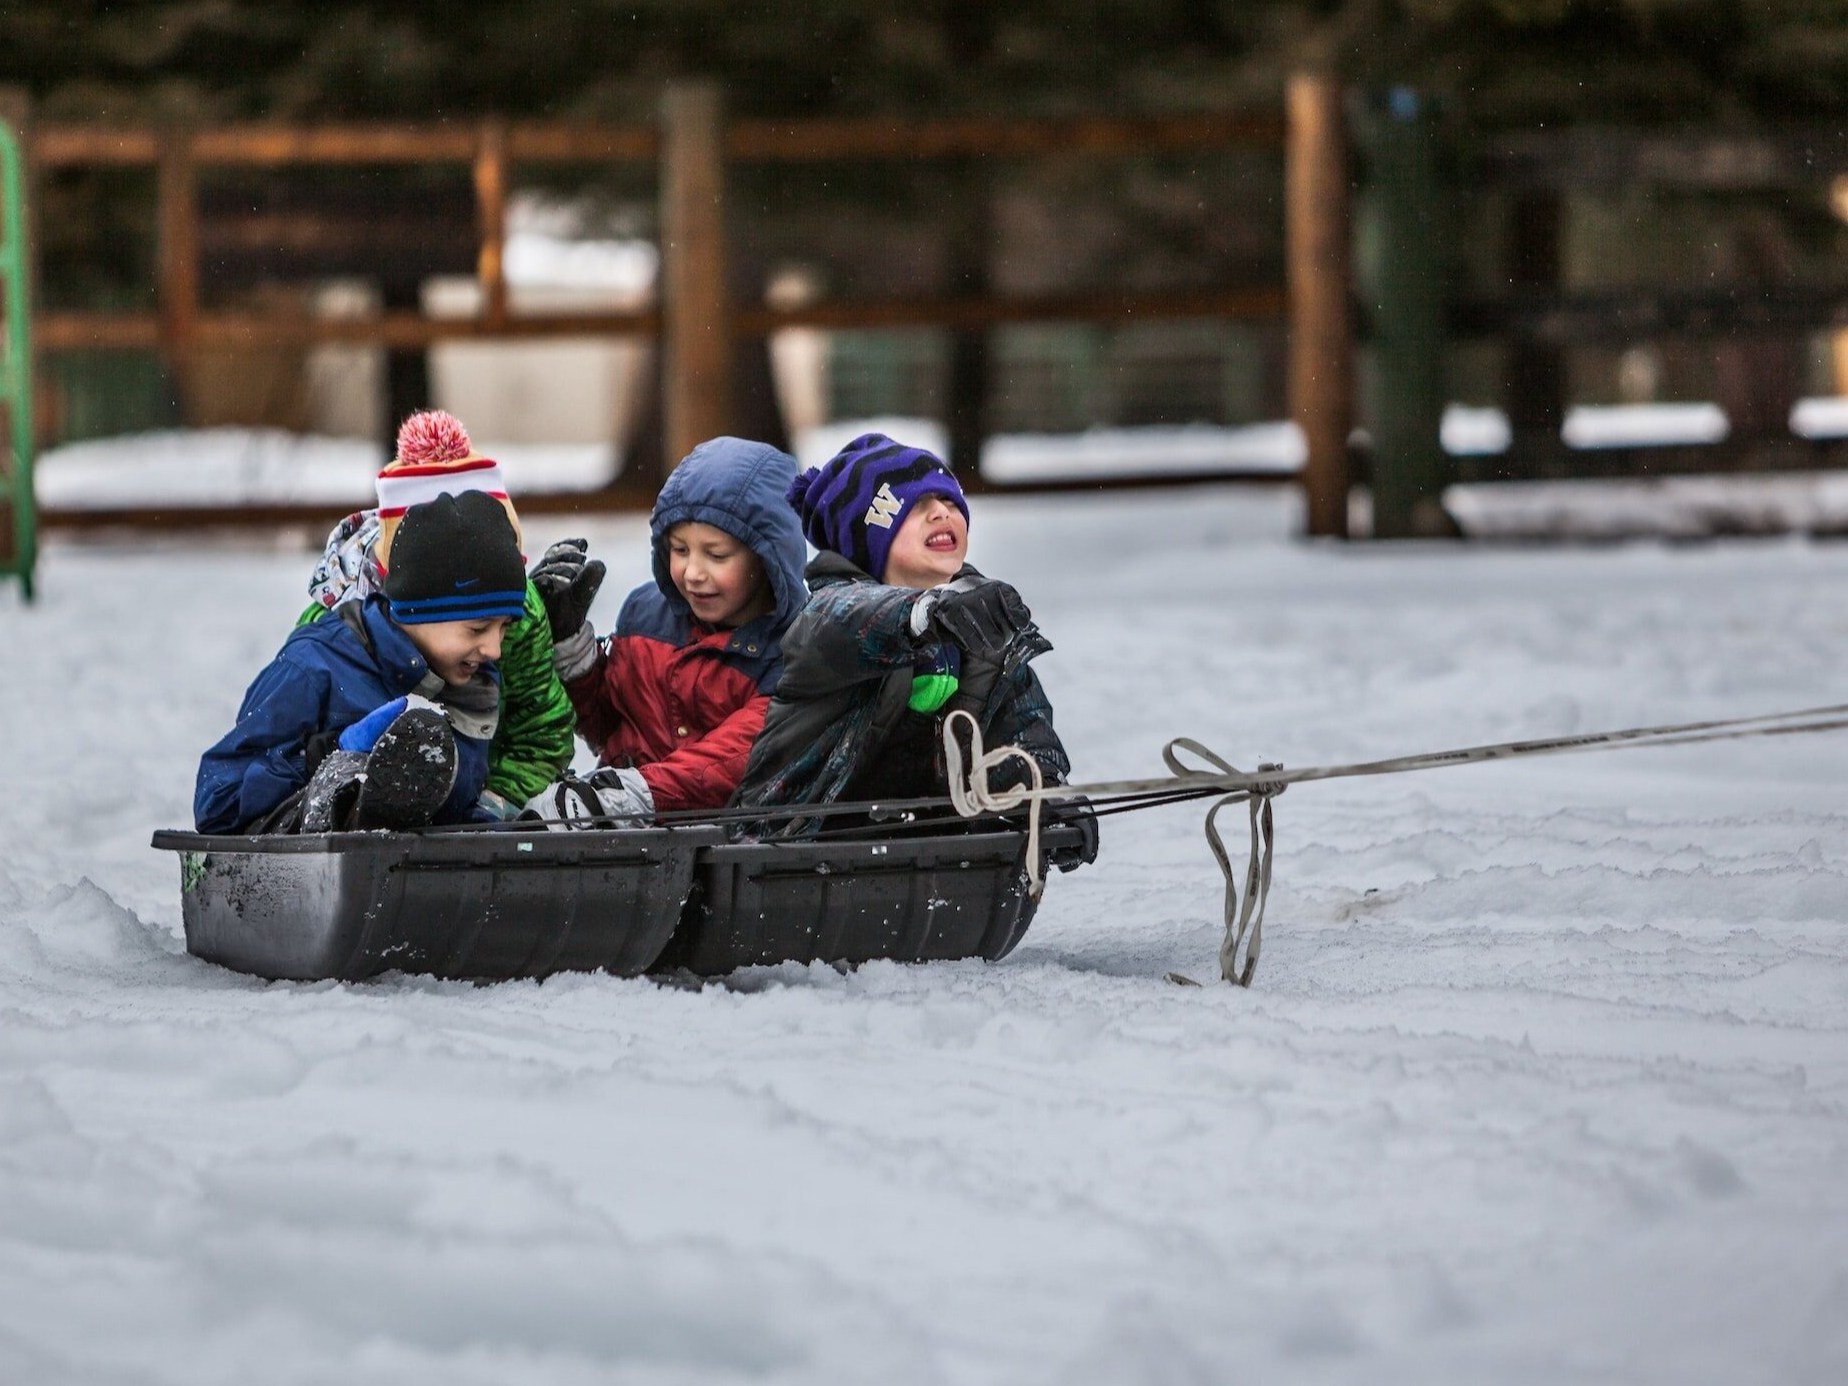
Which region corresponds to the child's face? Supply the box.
[667,521,772,629]
[882,492,967,589]
[405,616,513,686]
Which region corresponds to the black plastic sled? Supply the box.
[150,817,1083,984]
[660,825,1066,975]
[150,825,723,982]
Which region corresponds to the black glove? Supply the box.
[529,538,607,642]
[1044,794,1099,873]
[302,729,342,779]
[926,578,1050,665]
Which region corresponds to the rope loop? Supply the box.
[943,709,1049,898]
[1200,781,1278,987]
[1167,741,1283,987]
[944,713,1284,979]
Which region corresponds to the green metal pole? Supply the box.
[0,118,34,599]
[1355,88,1453,540]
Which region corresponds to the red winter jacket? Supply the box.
[566,599,777,811]
[562,436,810,812]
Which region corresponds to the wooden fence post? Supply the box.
[658,81,730,484]
[945,158,993,489]
[1711,217,1802,446]
[1286,74,1353,539]
[474,118,509,330]
[1503,190,1563,475]
[1355,89,1453,539]
[156,129,199,423]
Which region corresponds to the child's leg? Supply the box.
[292,707,458,833]
[298,750,370,832]
[353,706,458,830]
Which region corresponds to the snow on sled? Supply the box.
[149,824,722,982]
[150,817,1086,984]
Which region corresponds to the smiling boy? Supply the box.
[195,491,526,835]
[519,436,809,826]
[297,409,574,819]
[733,432,1075,833]
[666,518,776,630]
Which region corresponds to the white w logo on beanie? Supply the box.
[864,482,904,529]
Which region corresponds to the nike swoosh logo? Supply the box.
[454,578,483,589]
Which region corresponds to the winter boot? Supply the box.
[353,706,458,831]
[298,749,370,833]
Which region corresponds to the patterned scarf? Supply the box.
[307,510,384,612]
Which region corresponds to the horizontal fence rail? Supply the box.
[38,288,1288,353]
[29,112,1285,169]
[1473,127,1848,190]
[1447,286,1848,345]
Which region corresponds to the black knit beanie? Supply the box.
[383,491,527,625]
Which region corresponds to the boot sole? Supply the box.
[356,708,458,830]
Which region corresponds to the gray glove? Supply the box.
[529,539,607,643]
[523,766,655,829]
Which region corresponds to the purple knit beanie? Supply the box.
[785,433,970,581]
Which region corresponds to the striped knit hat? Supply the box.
[786,432,968,581]
[373,410,523,573]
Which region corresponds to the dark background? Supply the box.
[6,2,1847,127]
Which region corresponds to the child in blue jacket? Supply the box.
[195,491,527,834]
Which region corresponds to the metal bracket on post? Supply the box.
[0,115,36,600]
[1354,88,1456,540]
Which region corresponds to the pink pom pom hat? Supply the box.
[372,410,523,571]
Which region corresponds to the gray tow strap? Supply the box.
[941,702,1848,987]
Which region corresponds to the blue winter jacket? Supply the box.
[195,597,494,833]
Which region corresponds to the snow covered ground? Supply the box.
[3,481,1847,1385]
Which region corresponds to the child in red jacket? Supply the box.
[523,436,809,824]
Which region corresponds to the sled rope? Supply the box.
[943,709,1049,899]
[941,700,1848,987]
[941,710,1284,984]
[1162,738,1283,988]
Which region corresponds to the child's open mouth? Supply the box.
[924,528,958,551]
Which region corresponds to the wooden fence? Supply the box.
[10,79,1353,534]
[18,80,1841,542]
[1356,100,1848,535]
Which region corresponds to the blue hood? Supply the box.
[650,436,809,631]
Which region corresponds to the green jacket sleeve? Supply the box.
[484,582,577,804]
[295,584,576,804]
